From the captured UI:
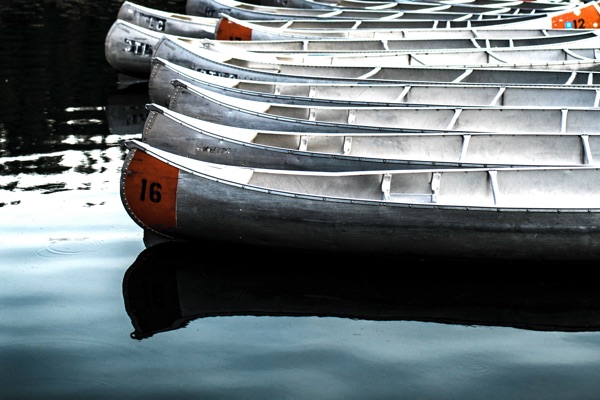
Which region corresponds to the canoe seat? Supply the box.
[297,135,352,155]
[381,172,441,203]
[381,171,503,206]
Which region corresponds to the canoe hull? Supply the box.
[143,103,597,169]
[148,57,600,108]
[166,80,600,136]
[214,14,583,40]
[152,37,600,85]
[121,143,600,261]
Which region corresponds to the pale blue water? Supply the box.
[1,1,600,399]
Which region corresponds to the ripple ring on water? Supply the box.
[35,238,101,257]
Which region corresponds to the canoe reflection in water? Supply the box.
[105,82,150,136]
[122,241,600,340]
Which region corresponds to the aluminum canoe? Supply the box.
[183,0,531,20]
[142,103,599,171]
[105,20,600,78]
[184,0,588,21]
[146,36,600,84]
[214,13,591,40]
[147,58,600,107]
[167,80,600,135]
[187,0,573,14]
[199,31,600,53]
[120,139,600,260]
[186,0,584,10]
[171,37,600,70]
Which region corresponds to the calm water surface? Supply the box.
[2,1,600,399]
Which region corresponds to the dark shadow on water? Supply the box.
[123,240,600,340]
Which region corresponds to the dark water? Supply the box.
[2,1,600,399]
